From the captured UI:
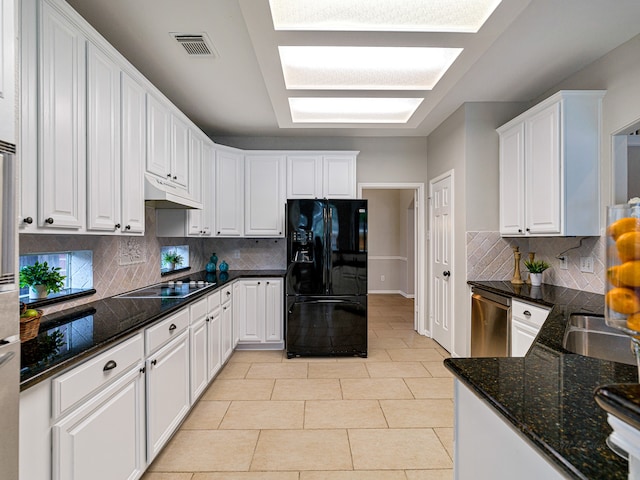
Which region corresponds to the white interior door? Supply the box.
[430,172,453,352]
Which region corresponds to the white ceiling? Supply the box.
[65,0,640,138]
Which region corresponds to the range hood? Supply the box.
[144,174,203,209]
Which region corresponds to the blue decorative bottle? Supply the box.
[205,253,218,273]
[219,260,229,272]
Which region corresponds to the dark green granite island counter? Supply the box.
[445,281,638,479]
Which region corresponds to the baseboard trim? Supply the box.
[368,290,414,298]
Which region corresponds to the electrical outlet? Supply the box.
[579,256,594,273]
[381,275,385,282]
[558,256,568,270]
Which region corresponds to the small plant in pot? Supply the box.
[162,251,184,271]
[524,259,550,287]
[19,261,66,299]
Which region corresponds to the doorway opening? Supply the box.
[612,119,640,204]
[358,183,426,335]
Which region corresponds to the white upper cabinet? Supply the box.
[215,147,244,236]
[119,71,146,234]
[0,0,15,144]
[245,154,285,237]
[38,0,86,230]
[86,42,120,232]
[170,113,190,189]
[146,92,171,181]
[286,153,358,199]
[498,91,605,237]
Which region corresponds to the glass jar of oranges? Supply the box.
[605,202,640,347]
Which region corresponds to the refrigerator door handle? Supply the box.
[327,204,333,294]
[322,205,328,292]
[0,350,15,368]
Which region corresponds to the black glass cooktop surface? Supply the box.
[115,280,215,299]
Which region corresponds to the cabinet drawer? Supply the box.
[208,290,221,312]
[52,333,143,419]
[190,297,208,323]
[145,308,190,354]
[511,300,549,328]
[221,284,233,305]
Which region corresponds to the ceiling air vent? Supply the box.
[171,33,216,57]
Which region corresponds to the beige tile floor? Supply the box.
[143,294,453,480]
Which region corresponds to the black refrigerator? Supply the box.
[286,199,368,358]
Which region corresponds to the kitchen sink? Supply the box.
[562,314,637,366]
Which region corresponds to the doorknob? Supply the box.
[443,271,451,277]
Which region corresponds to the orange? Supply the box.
[607,216,640,240]
[607,265,627,287]
[618,261,640,287]
[605,287,640,314]
[627,312,640,332]
[616,231,640,262]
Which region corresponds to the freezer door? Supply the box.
[0,339,19,480]
[286,295,367,358]
[326,199,367,296]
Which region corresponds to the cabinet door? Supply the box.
[120,71,146,234]
[86,42,120,232]
[526,102,561,235]
[323,155,356,198]
[287,155,322,198]
[170,114,189,188]
[200,141,216,236]
[264,279,283,343]
[146,330,190,462]
[499,123,525,235]
[187,132,203,235]
[53,366,146,480]
[221,300,234,362]
[189,317,208,403]
[215,148,244,236]
[235,281,263,343]
[510,317,539,357]
[207,307,222,381]
[0,0,15,144]
[245,155,285,237]
[146,93,170,179]
[39,0,86,229]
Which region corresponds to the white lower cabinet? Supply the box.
[234,278,283,349]
[207,290,223,380]
[510,299,550,357]
[221,285,235,361]
[189,298,209,403]
[145,329,190,462]
[53,365,146,480]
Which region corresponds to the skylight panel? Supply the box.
[279,46,462,90]
[270,0,502,33]
[288,97,423,123]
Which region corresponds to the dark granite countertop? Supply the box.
[445,281,638,480]
[20,269,286,390]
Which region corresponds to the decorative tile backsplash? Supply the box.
[20,206,286,314]
[466,231,605,294]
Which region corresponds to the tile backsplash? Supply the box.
[20,206,286,313]
[467,231,605,294]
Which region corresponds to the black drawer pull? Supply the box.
[45,217,54,224]
[23,217,33,224]
[169,323,177,331]
[115,223,121,230]
[151,359,157,366]
[523,310,531,317]
[103,360,117,371]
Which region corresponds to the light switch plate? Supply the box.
[579,256,594,273]
[559,256,568,270]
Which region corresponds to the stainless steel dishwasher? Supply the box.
[471,287,511,357]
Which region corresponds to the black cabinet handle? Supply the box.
[526,228,531,232]
[206,316,210,322]
[103,360,117,371]
[523,310,532,317]
[258,281,261,285]
[139,367,146,374]
[173,175,177,180]
[518,228,522,233]
[151,359,157,366]
[169,323,177,331]
[443,271,451,277]
[23,217,33,224]
[45,217,54,224]
[167,173,172,178]
[115,223,121,230]
[125,225,131,230]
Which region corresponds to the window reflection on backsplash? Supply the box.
[467,231,605,294]
[20,207,287,314]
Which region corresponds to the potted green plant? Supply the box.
[524,259,550,287]
[19,261,66,299]
[162,251,184,271]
